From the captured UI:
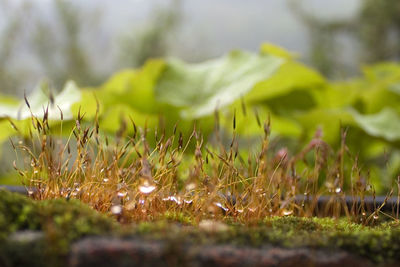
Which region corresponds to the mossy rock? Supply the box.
[0,189,117,267]
[1,189,400,266]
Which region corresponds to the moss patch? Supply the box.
[1,189,400,265]
[0,189,117,266]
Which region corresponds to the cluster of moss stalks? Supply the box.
[1,189,400,266]
[3,103,400,265]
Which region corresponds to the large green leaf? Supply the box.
[362,63,400,82]
[351,108,400,142]
[246,61,325,105]
[103,60,166,114]
[71,59,166,120]
[296,108,355,145]
[315,80,364,109]
[0,120,15,143]
[0,81,81,121]
[389,83,400,95]
[100,104,158,133]
[220,103,302,138]
[260,43,297,60]
[155,50,284,119]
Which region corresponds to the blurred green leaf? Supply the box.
[101,59,166,113]
[0,121,14,143]
[155,50,283,119]
[220,103,302,138]
[389,83,400,95]
[315,81,363,109]
[260,43,297,59]
[0,94,19,106]
[100,104,157,134]
[246,61,325,104]
[0,81,81,121]
[296,108,355,145]
[351,108,400,142]
[362,63,400,82]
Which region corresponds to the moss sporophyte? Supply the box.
[1,100,400,264]
[8,104,396,224]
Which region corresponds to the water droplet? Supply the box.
[335,187,342,193]
[184,199,193,204]
[111,205,122,215]
[186,183,196,191]
[282,210,293,216]
[125,201,136,210]
[139,181,156,194]
[117,190,128,198]
[325,181,333,189]
[162,196,182,205]
[248,207,257,213]
[215,202,228,212]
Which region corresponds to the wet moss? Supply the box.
[0,189,117,267]
[129,216,400,263]
[1,189,400,265]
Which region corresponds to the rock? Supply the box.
[188,246,376,267]
[69,237,177,267]
[69,237,385,267]
[1,231,47,267]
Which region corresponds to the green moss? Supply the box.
[0,189,117,267]
[1,190,400,264]
[127,216,400,263]
[0,189,39,237]
[162,211,194,225]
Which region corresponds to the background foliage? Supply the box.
[1,43,400,192]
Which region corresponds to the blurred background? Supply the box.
[2,0,398,96]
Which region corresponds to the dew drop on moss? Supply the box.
[111,205,122,215]
[139,181,156,194]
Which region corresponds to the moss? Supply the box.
[0,189,117,267]
[0,189,40,237]
[162,211,194,225]
[1,190,400,264]
[127,216,400,263]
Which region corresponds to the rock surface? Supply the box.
[69,237,380,267]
